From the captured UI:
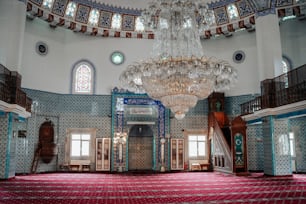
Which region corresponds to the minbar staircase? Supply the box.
[31,144,42,174]
[208,92,248,175]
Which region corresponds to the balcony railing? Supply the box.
[0,82,10,103]
[241,64,306,115]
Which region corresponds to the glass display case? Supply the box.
[96,138,110,171]
[171,139,184,170]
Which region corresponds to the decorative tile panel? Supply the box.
[122,15,135,31]
[246,124,264,171]
[17,89,112,173]
[262,116,274,175]
[214,7,229,25]
[249,0,273,12]
[0,116,8,179]
[10,88,304,176]
[225,94,259,117]
[52,0,69,17]
[99,11,112,28]
[274,119,291,175]
[75,4,90,24]
[236,0,255,18]
[29,0,43,6]
[276,0,293,7]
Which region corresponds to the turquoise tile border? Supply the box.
[270,116,276,175]
[5,113,13,179]
[276,109,306,119]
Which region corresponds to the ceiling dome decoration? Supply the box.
[26,0,306,40]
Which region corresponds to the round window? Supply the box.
[35,41,48,56]
[110,51,125,65]
[233,50,245,64]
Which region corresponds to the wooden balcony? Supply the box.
[0,82,10,103]
[0,64,32,113]
[241,64,306,115]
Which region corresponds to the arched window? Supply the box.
[42,0,54,10]
[71,60,95,94]
[111,13,122,29]
[282,57,291,74]
[282,56,292,88]
[65,2,77,18]
[227,4,239,21]
[88,9,100,26]
[135,16,145,32]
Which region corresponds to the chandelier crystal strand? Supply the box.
[119,0,237,120]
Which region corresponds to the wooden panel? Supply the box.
[128,137,153,170]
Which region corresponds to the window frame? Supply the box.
[70,133,91,158]
[66,128,96,162]
[188,134,207,159]
[71,60,96,95]
[184,130,208,161]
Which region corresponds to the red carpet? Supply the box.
[0,172,306,204]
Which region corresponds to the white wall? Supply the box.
[21,18,259,96]
[201,31,259,96]
[280,18,306,69]
[21,18,153,94]
[20,17,306,96]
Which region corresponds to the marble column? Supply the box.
[255,13,283,81]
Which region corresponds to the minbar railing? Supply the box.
[241,64,306,115]
[209,113,233,173]
[0,64,32,112]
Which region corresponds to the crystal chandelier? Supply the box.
[120,0,237,120]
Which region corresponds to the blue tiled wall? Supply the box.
[247,123,264,171]
[225,94,259,117]
[274,119,291,175]
[0,113,21,178]
[7,89,275,173]
[263,116,275,175]
[19,89,112,173]
[0,115,9,178]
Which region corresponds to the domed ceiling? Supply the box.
[92,0,214,9]
[26,0,305,39]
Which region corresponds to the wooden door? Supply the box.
[128,137,153,170]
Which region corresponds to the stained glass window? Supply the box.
[42,0,54,9]
[89,9,100,26]
[111,13,122,29]
[227,4,239,21]
[65,2,77,18]
[135,16,145,31]
[72,61,95,94]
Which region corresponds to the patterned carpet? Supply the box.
[0,172,306,204]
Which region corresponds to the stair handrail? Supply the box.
[209,113,233,172]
